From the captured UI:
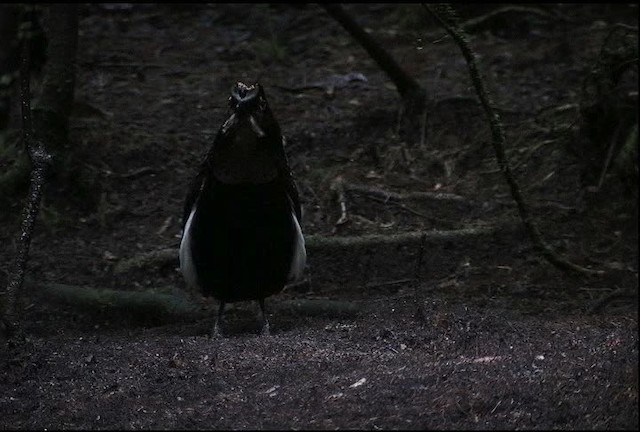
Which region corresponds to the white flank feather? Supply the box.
[179,206,199,290]
[288,211,306,282]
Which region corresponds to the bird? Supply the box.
[179,82,306,337]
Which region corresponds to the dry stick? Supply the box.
[331,176,349,227]
[363,193,431,219]
[343,183,471,206]
[2,21,53,340]
[366,278,414,289]
[413,233,429,321]
[423,4,602,276]
[596,123,622,191]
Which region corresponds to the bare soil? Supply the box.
[1,4,638,430]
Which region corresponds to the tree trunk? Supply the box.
[1,12,53,343]
[32,4,78,182]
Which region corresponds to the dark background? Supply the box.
[0,3,637,429]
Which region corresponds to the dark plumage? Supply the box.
[179,82,306,336]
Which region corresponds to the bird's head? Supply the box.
[209,81,283,183]
[221,82,271,138]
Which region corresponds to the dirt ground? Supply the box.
[0,3,638,430]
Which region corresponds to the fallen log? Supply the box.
[23,280,362,325]
[114,223,520,275]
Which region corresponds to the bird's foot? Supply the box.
[258,298,270,336]
[209,322,223,339]
[209,301,226,339]
[260,320,271,337]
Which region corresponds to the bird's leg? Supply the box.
[258,298,270,336]
[210,301,226,338]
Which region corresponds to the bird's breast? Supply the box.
[211,126,278,184]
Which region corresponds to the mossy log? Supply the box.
[114,224,519,275]
[12,226,518,326]
[34,282,202,324]
[23,281,362,325]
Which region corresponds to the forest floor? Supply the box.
[0,4,638,429]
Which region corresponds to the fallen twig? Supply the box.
[344,183,471,205]
[156,216,173,235]
[80,61,176,69]
[595,123,622,191]
[361,193,431,220]
[330,176,349,228]
[365,278,414,289]
[117,166,157,179]
[274,72,368,96]
[413,233,428,321]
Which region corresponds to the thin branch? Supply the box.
[330,176,349,228]
[361,193,431,220]
[365,278,414,289]
[423,3,603,277]
[2,11,53,341]
[595,123,622,191]
[343,182,472,206]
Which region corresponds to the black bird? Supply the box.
[179,82,306,336]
